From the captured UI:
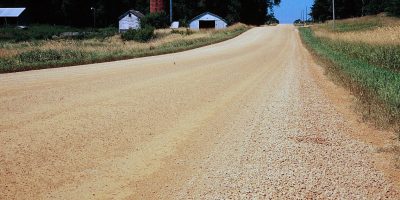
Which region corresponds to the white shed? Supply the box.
[0,8,27,25]
[118,10,145,33]
[189,12,227,30]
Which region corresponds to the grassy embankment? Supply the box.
[0,24,249,73]
[299,15,400,136]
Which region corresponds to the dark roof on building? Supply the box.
[189,12,227,24]
[0,8,26,17]
[119,10,145,20]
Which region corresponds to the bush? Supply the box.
[82,27,118,40]
[121,26,155,42]
[140,12,170,29]
[171,28,193,35]
[179,19,189,28]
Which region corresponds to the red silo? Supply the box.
[150,0,164,13]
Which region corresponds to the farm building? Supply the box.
[0,8,27,26]
[150,0,164,13]
[189,12,227,30]
[118,10,145,33]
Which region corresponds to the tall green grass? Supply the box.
[300,27,400,132]
[0,49,93,72]
[323,40,400,72]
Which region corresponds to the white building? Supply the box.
[118,10,144,33]
[170,21,179,29]
[189,12,227,30]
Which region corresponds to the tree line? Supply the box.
[1,0,281,27]
[311,0,400,22]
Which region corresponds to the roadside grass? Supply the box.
[318,14,400,32]
[314,25,400,45]
[321,40,400,72]
[314,15,400,46]
[299,25,400,136]
[320,18,381,32]
[0,24,249,73]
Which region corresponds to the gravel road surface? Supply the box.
[1,25,399,199]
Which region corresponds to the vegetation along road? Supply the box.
[1,25,400,199]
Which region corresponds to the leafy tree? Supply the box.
[293,19,303,24]
[363,0,387,15]
[141,12,170,28]
[311,0,332,22]
[61,0,92,27]
[266,14,279,24]
[386,0,400,16]
[311,0,399,22]
[160,0,280,25]
[3,0,281,27]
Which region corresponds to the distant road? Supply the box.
[1,25,399,199]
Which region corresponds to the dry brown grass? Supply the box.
[0,23,249,73]
[0,25,245,59]
[314,25,400,45]
[312,15,400,45]
[0,49,18,58]
[333,14,400,26]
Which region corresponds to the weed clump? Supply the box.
[171,29,194,36]
[140,12,170,29]
[121,26,155,42]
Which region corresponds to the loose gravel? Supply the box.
[0,25,398,199]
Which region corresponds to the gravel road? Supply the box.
[1,25,399,199]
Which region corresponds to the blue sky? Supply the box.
[274,0,314,24]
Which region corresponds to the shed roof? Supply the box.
[189,12,227,24]
[0,8,26,17]
[119,10,145,20]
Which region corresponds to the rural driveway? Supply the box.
[1,25,399,199]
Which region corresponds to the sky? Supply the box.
[274,0,314,24]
